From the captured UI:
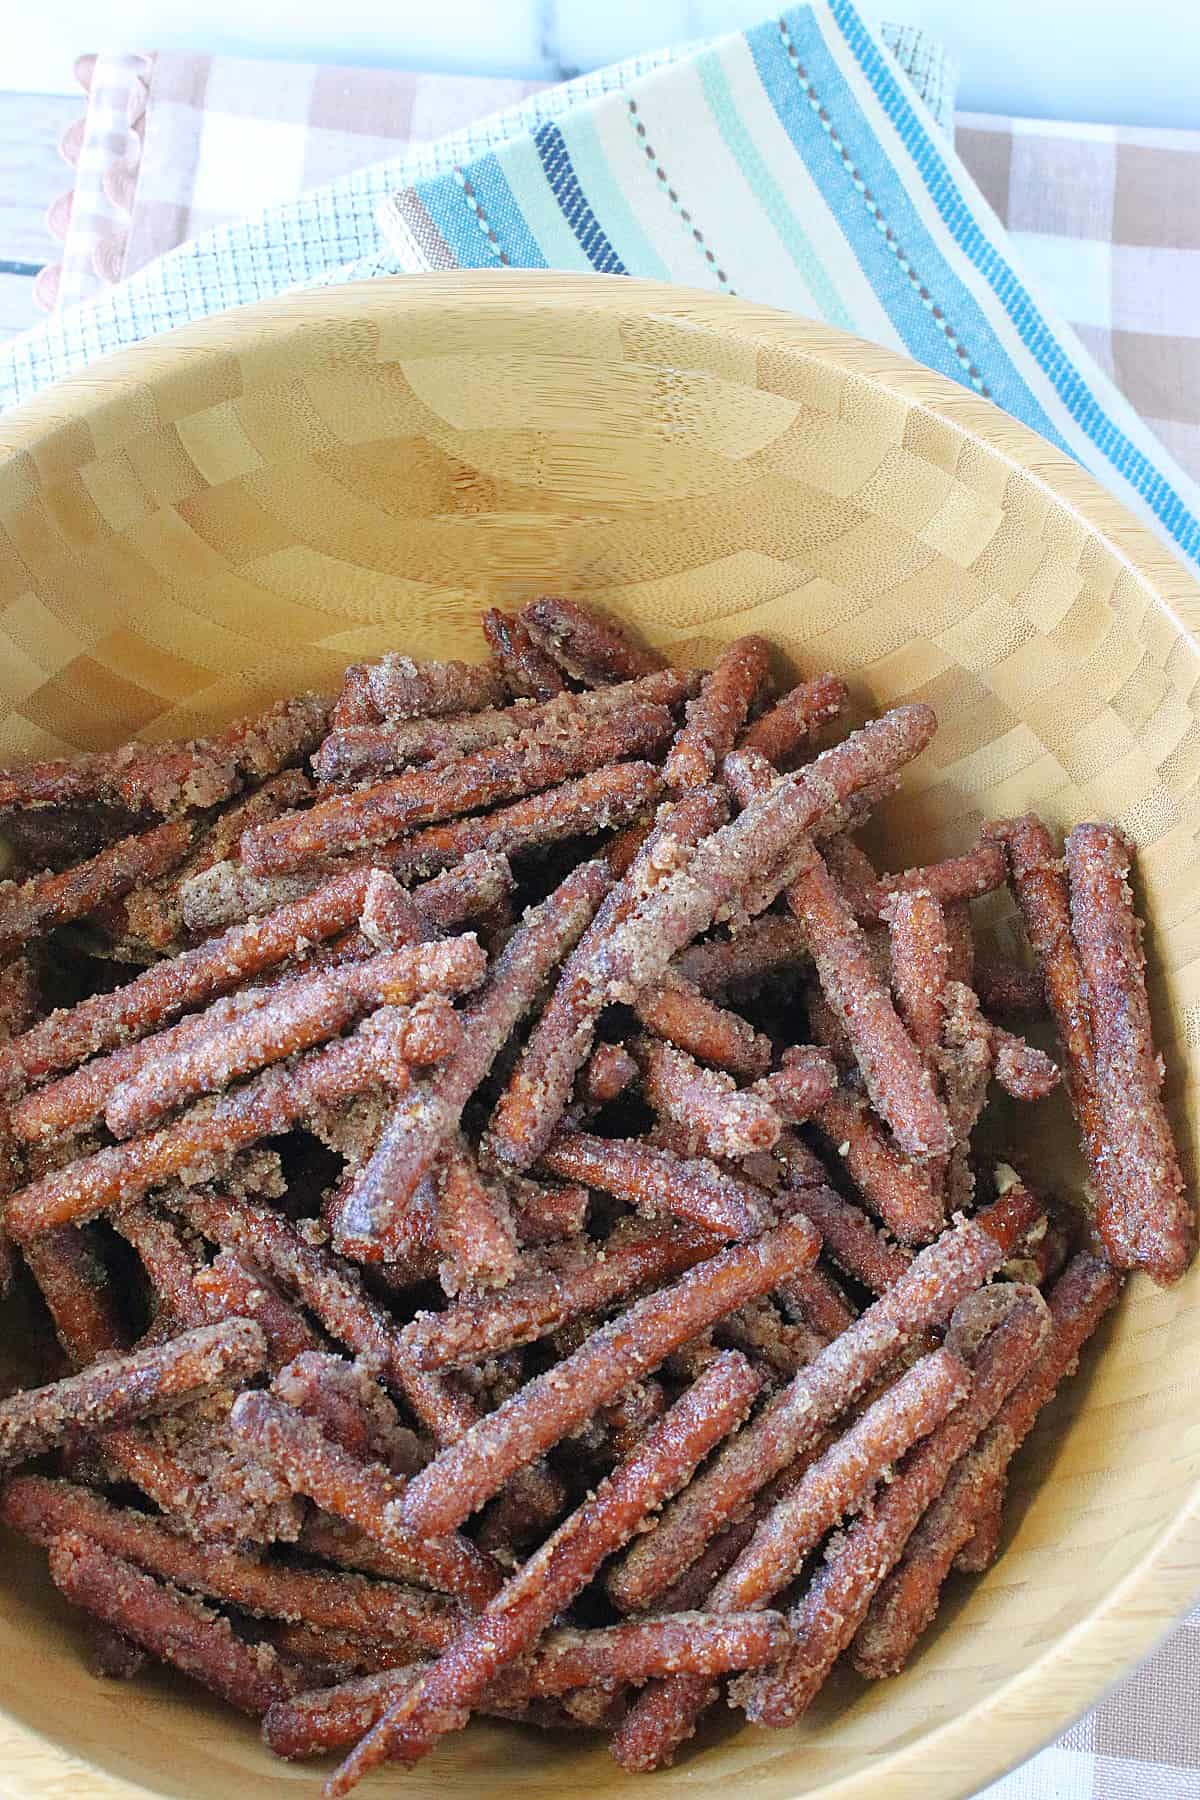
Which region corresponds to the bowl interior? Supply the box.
[0,273,1198,1800]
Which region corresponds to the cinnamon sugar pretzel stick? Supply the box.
[754,1048,838,1125]
[229,1391,503,1608]
[991,813,1111,1195]
[331,860,610,1256]
[738,673,848,765]
[0,818,193,954]
[400,1222,714,1369]
[0,865,418,1093]
[485,786,728,1172]
[883,887,949,1060]
[632,1034,782,1159]
[117,770,312,953]
[330,665,381,730]
[811,1090,944,1246]
[193,1252,323,1371]
[397,1218,817,1538]
[48,1533,294,1716]
[1065,823,1193,1283]
[520,596,665,684]
[480,609,566,700]
[433,1145,519,1293]
[265,1612,790,1760]
[369,761,663,884]
[0,1318,266,1470]
[242,704,674,875]
[666,635,772,791]
[1,1475,465,1650]
[0,692,328,819]
[315,671,695,784]
[537,1128,773,1240]
[364,656,505,721]
[323,1351,759,1790]
[633,977,772,1080]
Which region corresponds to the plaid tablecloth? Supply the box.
[19,37,1200,1800]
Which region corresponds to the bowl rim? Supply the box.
[0,268,1198,1800]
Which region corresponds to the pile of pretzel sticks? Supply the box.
[0,596,1189,1795]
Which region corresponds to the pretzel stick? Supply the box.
[852,1253,1121,1677]
[480,608,565,700]
[6,1007,441,1239]
[362,761,663,884]
[754,1049,838,1124]
[780,1164,911,1294]
[672,915,811,998]
[1065,823,1192,1283]
[48,1533,293,1716]
[330,665,381,729]
[0,692,328,818]
[0,818,193,953]
[738,672,848,764]
[331,861,610,1256]
[116,770,312,953]
[396,1217,818,1538]
[0,864,415,1092]
[739,1283,1050,1724]
[632,1034,781,1159]
[272,1353,426,1476]
[433,1144,519,1292]
[364,655,505,721]
[520,596,665,684]
[632,976,772,1079]
[315,670,694,783]
[264,1611,790,1760]
[323,1351,759,1790]
[242,704,674,875]
[666,635,772,790]
[1,1475,465,1650]
[194,1252,323,1371]
[812,1090,944,1246]
[229,1391,502,1608]
[603,1190,1039,1618]
[576,1041,637,1111]
[537,1128,772,1240]
[992,813,1112,1205]
[399,1222,714,1368]
[884,887,949,1060]
[167,1191,479,1447]
[105,939,484,1138]
[0,1318,266,1470]
[485,786,729,1171]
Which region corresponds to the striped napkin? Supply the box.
[380,1,1200,573]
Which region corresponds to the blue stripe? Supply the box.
[693,49,854,333]
[746,16,1070,457]
[415,157,548,272]
[826,0,1200,563]
[533,122,627,275]
[556,112,673,283]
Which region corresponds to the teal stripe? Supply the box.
[495,134,594,272]
[694,48,854,335]
[558,112,673,283]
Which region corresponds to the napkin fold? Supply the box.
[379,1,1200,568]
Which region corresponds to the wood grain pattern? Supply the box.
[0,271,1198,1800]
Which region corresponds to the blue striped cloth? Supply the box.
[381,1,1200,571]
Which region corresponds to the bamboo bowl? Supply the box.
[0,272,1198,1800]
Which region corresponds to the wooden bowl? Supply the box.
[0,272,1197,1800]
